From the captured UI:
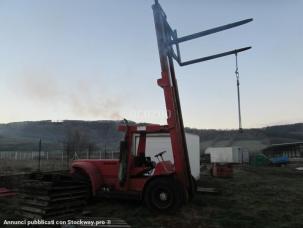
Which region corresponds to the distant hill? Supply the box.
[0,120,302,153]
[186,123,303,153]
[0,120,124,151]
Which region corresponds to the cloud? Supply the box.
[14,68,123,120]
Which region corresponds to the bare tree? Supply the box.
[64,129,91,160]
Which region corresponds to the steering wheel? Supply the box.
[154,150,167,158]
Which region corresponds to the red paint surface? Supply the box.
[0,187,16,197]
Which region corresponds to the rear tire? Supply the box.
[144,177,183,213]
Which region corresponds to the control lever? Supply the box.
[154,150,167,162]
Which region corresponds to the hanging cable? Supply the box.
[235,53,243,133]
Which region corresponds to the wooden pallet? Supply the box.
[18,173,89,219]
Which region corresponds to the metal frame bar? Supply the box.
[154,0,252,66]
[179,47,251,66]
[169,19,252,45]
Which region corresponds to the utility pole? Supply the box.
[235,53,243,132]
[38,139,42,172]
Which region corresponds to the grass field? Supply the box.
[81,166,303,228]
[1,166,303,228]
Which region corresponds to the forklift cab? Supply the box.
[118,123,156,186]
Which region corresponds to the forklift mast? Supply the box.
[152,2,193,195]
[152,0,252,195]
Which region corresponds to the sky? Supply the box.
[0,0,302,129]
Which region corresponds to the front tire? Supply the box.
[72,170,92,201]
[144,177,183,212]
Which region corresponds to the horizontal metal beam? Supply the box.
[179,46,251,66]
[169,19,253,45]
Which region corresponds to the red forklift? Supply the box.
[19,1,252,218]
[71,0,251,211]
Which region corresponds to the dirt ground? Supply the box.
[1,166,303,228]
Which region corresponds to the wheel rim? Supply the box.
[151,186,174,210]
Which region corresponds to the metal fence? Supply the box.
[0,150,120,161]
